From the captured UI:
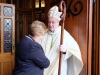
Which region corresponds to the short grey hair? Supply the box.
[30,20,48,36]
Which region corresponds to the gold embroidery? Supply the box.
[50,35,54,49]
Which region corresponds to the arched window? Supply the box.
[35,0,39,8]
[35,0,45,22]
[41,0,45,7]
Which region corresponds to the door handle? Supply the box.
[12,38,15,54]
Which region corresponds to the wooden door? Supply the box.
[0,3,15,75]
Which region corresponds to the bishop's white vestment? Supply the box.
[39,26,83,75]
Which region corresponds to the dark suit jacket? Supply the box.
[12,35,50,75]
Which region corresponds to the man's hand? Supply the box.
[59,45,66,52]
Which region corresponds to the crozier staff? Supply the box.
[58,0,66,75]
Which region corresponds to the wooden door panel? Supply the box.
[0,3,15,75]
[3,61,12,75]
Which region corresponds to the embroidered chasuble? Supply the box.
[39,26,83,75]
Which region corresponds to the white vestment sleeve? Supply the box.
[64,50,72,60]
